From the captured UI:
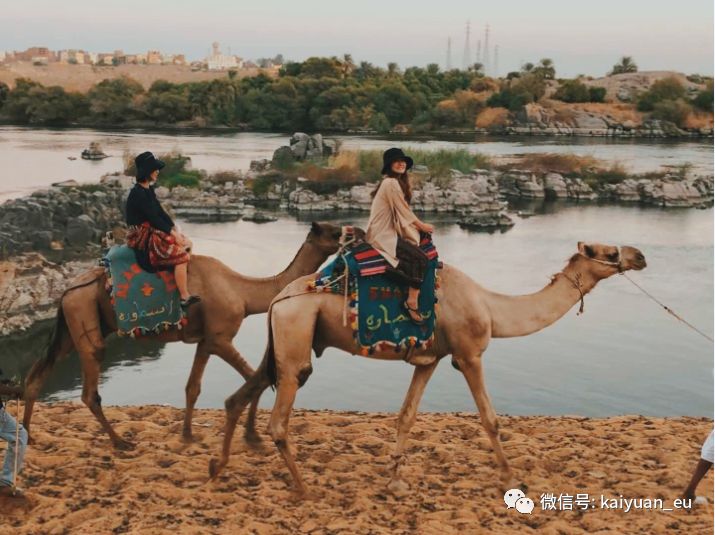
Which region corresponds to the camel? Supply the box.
[209,241,647,496]
[22,221,346,450]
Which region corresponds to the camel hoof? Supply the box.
[208,458,224,479]
[113,439,136,451]
[181,432,196,444]
[387,477,411,498]
[26,435,36,446]
[244,431,263,449]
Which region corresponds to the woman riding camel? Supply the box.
[125,151,200,309]
[366,148,434,324]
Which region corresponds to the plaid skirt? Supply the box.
[386,237,428,289]
[126,223,190,269]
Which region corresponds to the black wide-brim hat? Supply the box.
[135,151,165,180]
[381,147,414,175]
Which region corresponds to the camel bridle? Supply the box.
[562,247,624,315]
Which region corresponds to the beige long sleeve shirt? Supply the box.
[365,177,420,267]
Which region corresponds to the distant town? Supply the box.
[0,42,283,72]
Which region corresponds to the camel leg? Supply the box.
[208,370,271,479]
[388,361,438,495]
[243,394,264,446]
[23,327,74,442]
[212,341,255,381]
[458,354,513,486]
[269,375,307,496]
[182,341,210,442]
[79,350,134,451]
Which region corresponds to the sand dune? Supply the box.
[0,403,712,534]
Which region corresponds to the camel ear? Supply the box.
[310,221,322,236]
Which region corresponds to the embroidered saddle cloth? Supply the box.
[102,245,185,337]
[312,235,439,355]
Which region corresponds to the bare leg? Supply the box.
[174,262,190,300]
[683,459,713,500]
[458,354,513,486]
[79,351,134,450]
[388,361,438,495]
[405,287,422,323]
[182,341,210,441]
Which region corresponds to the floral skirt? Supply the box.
[126,223,190,269]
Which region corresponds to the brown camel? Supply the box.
[23,222,345,450]
[209,241,647,496]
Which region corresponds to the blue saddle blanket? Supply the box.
[102,245,185,337]
[314,239,439,354]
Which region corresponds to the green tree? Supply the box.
[87,76,144,123]
[533,58,555,80]
[610,56,638,75]
[368,111,391,133]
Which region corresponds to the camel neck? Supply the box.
[487,261,600,338]
[240,242,325,315]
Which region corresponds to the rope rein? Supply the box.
[620,272,713,343]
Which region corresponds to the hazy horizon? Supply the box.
[2,0,713,78]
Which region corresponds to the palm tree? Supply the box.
[536,58,555,80]
[611,56,638,75]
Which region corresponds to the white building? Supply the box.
[206,42,238,71]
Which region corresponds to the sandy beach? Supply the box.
[0,403,712,534]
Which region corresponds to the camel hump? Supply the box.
[65,267,105,292]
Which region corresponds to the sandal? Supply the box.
[403,301,424,325]
[180,295,201,309]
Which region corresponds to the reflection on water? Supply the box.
[2,200,711,417]
[0,322,165,401]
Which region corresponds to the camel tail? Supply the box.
[265,309,277,387]
[26,302,67,385]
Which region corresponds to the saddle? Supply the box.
[311,227,441,356]
[101,245,187,337]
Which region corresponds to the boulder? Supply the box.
[544,173,568,199]
[65,214,96,245]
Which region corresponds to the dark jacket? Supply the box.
[125,184,175,272]
[125,184,174,234]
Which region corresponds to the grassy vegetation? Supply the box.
[123,151,202,189]
[249,148,494,195]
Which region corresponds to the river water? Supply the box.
[0,126,713,200]
[0,127,712,417]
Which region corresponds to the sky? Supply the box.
[1,0,713,77]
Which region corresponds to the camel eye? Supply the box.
[607,252,619,261]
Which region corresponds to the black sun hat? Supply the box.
[381,147,414,175]
[135,151,165,181]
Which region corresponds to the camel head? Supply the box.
[574,242,647,279]
[307,222,344,254]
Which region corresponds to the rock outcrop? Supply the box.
[0,254,91,336]
[0,185,126,259]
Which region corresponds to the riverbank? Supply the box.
[2,403,712,534]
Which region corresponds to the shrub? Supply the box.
[123,151,201,188]
[210,170,243,184]
[554,80,590,103]
[692,82,714,112]
[588,87,606,103]
[367,111,391,133]
[637,77,687,111]
[651,99,692,127]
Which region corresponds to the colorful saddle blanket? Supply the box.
[102,245,185,337]
[312,236,440,355]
